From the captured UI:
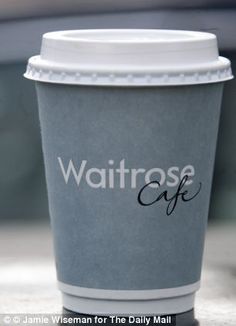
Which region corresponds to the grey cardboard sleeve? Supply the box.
[36,82,223,290]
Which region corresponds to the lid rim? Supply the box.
[24,60,233,87]
[43,29,217,43]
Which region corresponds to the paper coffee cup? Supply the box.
[24,29,233,315]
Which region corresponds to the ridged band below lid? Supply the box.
[24,57,232,86]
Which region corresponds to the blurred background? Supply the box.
[0,2,235,325]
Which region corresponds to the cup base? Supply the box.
[62,292,195,316]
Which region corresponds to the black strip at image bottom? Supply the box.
[59,308,199,326]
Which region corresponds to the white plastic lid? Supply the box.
[24,29,233,86]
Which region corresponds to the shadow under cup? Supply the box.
[36,82,223,315]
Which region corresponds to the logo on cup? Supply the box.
[58,157,202,215]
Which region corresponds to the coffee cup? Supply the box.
[25,29,233,315]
